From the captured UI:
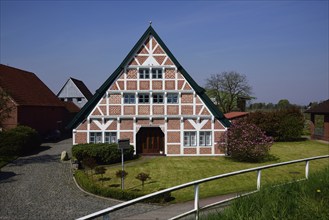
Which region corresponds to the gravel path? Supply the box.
[0,139,159,220]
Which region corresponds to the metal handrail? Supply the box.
[77,155,329,220]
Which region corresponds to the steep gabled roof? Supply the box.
[70,78,93,100]
[305,100,329,115]
[0,64,64,107]
[67,26,230,129]
[57,77,93,100]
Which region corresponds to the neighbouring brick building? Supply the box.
[0,64,69,135]
[305,100,329,141]
[68,26,230,156]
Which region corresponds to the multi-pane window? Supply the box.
[124,94,135,104]
[152,68,163,79]
[139,69,150,79]
[184,132,197,146]
[105,132,117,144]
[77,98,82,103]
[89,132,102,144]
[138,94,149,103]
[167,93,178,103]
[153,94,164,103]
[199,131,212,146]
[67,98,73,102]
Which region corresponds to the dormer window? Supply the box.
[139,69,150,79]
[152,68,163,79]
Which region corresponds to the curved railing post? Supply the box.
[194,184,200,220]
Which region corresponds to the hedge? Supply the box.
[72,143,136,165]
[246,107,305,141]
[0,126,41,156]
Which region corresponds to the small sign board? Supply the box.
[118,139,130,150]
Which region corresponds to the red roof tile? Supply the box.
[224,112,249,120]
[0,64,64,107]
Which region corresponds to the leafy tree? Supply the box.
[206,71,252,113]
[219,119,273,162]
[277,99,291,109]
[136,172,151,189]
[0,89,14,127]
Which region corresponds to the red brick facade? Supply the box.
[73,30,228,156]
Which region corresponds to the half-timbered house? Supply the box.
[68,26,230,156]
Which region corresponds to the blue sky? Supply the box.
[1,1,328,105]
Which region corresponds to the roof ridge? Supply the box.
[67,26,230,129]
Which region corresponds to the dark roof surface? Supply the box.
[70,78,93,100]
[0,64,64,107]
[305,100,329,114]
[57,78,93,100]
[67,26,230,129]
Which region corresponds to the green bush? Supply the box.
[0,126,41,156]
[219,119,273,162]
[72,143,135,165]
[247,107,305,141]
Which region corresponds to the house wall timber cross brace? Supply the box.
[68,26,231,156]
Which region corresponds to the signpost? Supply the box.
[118,139,130,191]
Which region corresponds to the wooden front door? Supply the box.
[136,127,164,154]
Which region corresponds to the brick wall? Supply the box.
[153,105,164,115]
[121,119,133,130]
[75,132,87,144]
[167,131,180,143]
[200,148,212,154]
[109,94,121,104]
[167,145,180,154]
[184,148,196,154]
[167,119,180,129]
[124,106,135,115]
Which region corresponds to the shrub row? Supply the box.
[72,143,135,165]
[245,107,305,141]
[74,170,172,203]
[0,126,41,156]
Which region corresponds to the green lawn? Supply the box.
[203,166,329,220]
[84,140,329,202]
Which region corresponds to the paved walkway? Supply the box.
[0,139,158,220]
[0,139,235,220]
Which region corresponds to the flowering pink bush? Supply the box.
[219,119,273,162]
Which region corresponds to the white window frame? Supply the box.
[138,94,150,103]
[89,132,102,144]
[105,132,117,144]
[153,94,164,103]
[184,131,197,147]
[167,93,178,104]
[139,68,150,79]
[124,94,135,104]
[199,131,212,146]
[152,68,163,79]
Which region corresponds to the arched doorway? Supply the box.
[136,127,164,155]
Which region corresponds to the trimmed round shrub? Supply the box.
[72,143,135,165]
[0,125,41,156]
[219,119,273,162]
